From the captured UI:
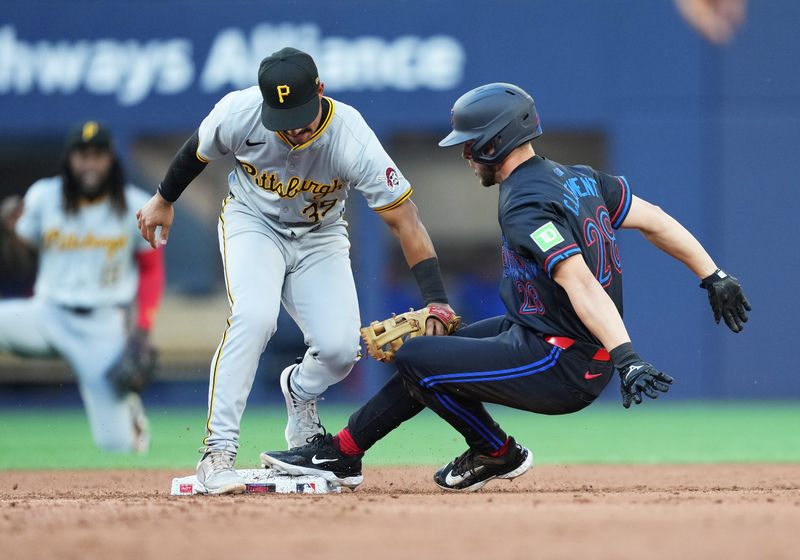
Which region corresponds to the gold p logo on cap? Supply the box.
[277,85,291,104]
[82,121,99,142]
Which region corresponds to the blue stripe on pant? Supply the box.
[434,392,506,449]
[420,346,561,388]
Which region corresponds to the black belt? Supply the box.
[60,305,94,315]
[282,221,325,232]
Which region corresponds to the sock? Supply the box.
[488,437,510,457]
[333,427,364,456]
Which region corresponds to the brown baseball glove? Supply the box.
[360,305,461,363]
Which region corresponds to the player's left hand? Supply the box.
[700,269,751,333]
[425,303,457,336]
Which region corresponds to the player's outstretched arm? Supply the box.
[378,199,455,336]
[553,255,673,408]
[621,195,716,278]
[621,195,751,332]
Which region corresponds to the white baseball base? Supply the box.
[170,468,341,495]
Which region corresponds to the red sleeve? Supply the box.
[135,248,165,331]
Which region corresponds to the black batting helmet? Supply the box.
[439,83,542,165]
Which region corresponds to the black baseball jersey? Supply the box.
[498,155,633,344]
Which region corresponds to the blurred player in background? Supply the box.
[674,0,747,44]
[0,121,164,453]
[261,82,751,492]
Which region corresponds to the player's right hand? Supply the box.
[137,191,174,249]
[618,361,674,409]
[700,269,751,333]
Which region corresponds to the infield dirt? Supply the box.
[1,465,799,560]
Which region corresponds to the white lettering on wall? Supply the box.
[0,23,465,106]
[201,24,466,93]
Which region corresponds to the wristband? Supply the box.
[700,268,727,288]
[609,342,640,370]
[411,257,448,305]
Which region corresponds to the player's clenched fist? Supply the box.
[700,269,751,333]
[137,191,174,249]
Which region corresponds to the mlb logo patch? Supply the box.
[530,222,564,252]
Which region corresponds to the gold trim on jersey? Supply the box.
[203,196,233,446]
[274,97,335,151]
[373,187,413,213]
[196,151,209,163]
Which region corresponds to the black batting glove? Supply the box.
[610,343,674,409]
[700,269,751,333]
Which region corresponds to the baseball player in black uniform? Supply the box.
[261,83,751,492]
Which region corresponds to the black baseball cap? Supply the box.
[259,47,321,131]
[65,121,113,151]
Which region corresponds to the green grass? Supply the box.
[0,402,798,470]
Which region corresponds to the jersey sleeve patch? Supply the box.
[530,221,564,252]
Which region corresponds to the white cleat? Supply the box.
[195,445,246,495]
[280,364,323,448]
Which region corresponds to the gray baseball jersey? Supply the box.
[15,178,152,307]
[196,87,412,232]
[196,88,415,452]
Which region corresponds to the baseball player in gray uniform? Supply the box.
[0,122,164,452]
[137,47,457,495]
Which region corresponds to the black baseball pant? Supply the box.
[347,316,614,454]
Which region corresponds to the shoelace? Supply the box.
[199,447,236,472]
[289,391,322,431]
[451,449,479,476]
[304,431,328,447]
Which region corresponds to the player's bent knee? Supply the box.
[313,338,360,377]
[394,337,430,372]
[321,350,359,379]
